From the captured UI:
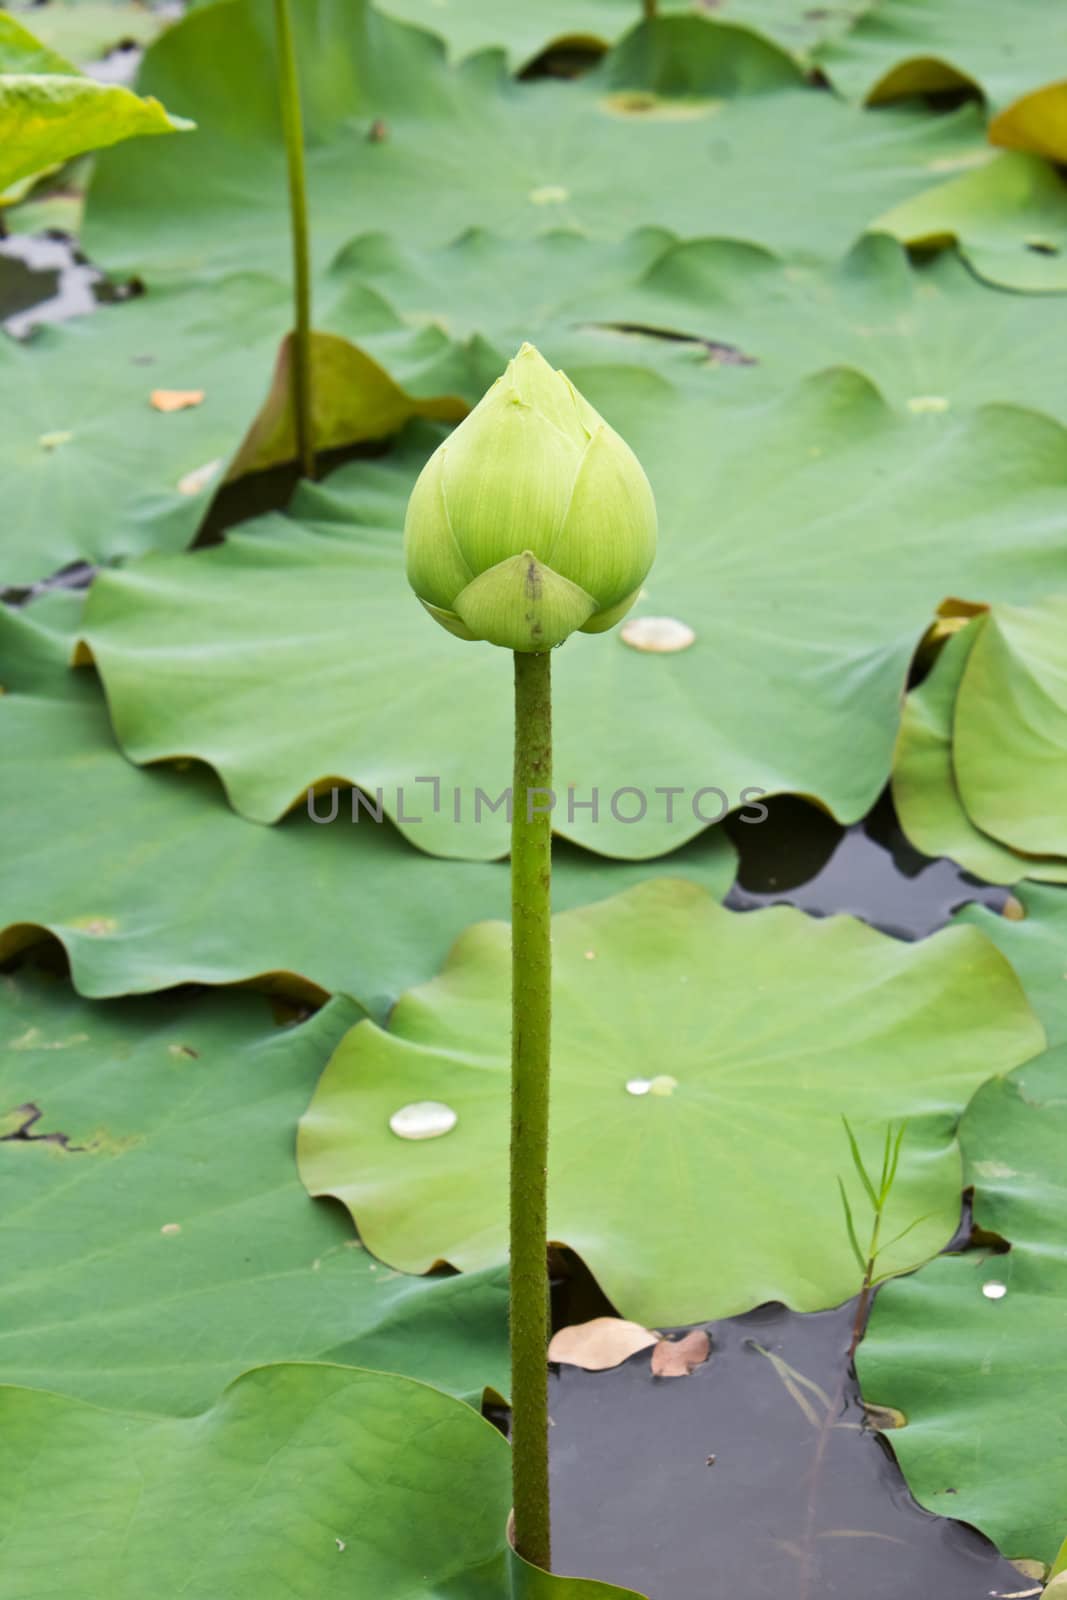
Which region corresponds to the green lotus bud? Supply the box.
[404,342,657,652]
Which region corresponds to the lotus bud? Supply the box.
[404,342,657,652]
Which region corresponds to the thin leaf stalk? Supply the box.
[273,0,315,479]
[509,648,553,1570]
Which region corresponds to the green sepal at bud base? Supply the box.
[404,342,657,652]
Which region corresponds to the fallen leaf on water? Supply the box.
[548,1316,658,1371]
[151,389,205,413]
[650,1328,711,1377]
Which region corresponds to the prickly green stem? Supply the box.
[273,0,315,479]
[509,648,553,1571]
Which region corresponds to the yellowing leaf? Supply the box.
[991,80,1067,165]
[0,44,192,194]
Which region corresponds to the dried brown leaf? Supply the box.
[650,1327,711,1377]
[548,1317,657,1372]
[150,389,205,413]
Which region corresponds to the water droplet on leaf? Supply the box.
[389,1100,458,1140]
[529,185,568,206]
[621,616,696,653]
[907,395,949,414]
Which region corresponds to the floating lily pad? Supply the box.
[375,0,864,70]
[953,596,1067,861]
[0,1363,496,1595]
[338,228,1067,425]
[82,0,989,281]
[706,0,870,57]
[0,595,734,1012]
[0,1359,646,1598]
[0,12,190,195]
[875,150,1067,292]
[892,619,1067,886]
[859,1044,1067,1566]
[0,276,464,587]
[0,968,515,1412]
[817,0,1067,112]
[298,878,1043,1325]
[957,886,1067,1047]
[81,363,1067,859]
[372,0,690,71]
[8,1,170,66]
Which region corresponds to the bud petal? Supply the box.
[548,423,657,611]
[441,375,584,575]
[402,446,474,610]
[580,586,644,635]
[418,599,480,642]
[508,342,594,446]
[453,552,597,653]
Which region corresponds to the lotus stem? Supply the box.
[273,0,315,479]
[643,0,657,19]
[509,647,553,1571]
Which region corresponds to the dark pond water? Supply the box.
[546,1302,1034,1600]
[1,236,1030,1600]
[0,230,108,338]
[725,791,1008,940]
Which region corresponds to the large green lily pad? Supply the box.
[875,150,1067,292]
[0,968,514,1412]
[859,1044,1067,1566]
[0,594,734,1013]
[957,886,1067,1048]
[82,0,989,281]
[953,597,1067,861]
[7,1,170,66]
[299,878,1043,1325]
[817,0,1067,112]
[0,12,191,195]
[0,275,464,588]
[337,227,1067,425]
[373,0,691,71]
[81,363,1067,860]
[892,619,1067,886]
[372,0,861,71]
[0,1361,645,1599]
